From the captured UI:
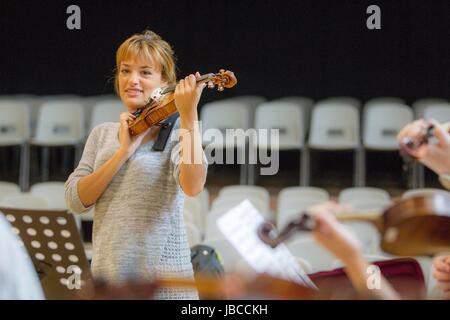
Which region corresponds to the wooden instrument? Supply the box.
[258,194,450,256]
[77,273,317,300]
[128,69,237,136]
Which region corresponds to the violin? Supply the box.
[258,194,450,256]
[77,273,317,300]
[128,69,237,136]
[399,121,450,162]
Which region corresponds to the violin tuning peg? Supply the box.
[207,81,215,89]
[217,85,224,92]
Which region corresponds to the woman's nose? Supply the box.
[129,73,140,86]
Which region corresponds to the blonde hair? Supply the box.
[114,30,177,94]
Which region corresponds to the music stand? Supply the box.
[0,207,94,299]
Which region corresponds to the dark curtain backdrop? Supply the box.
[0,0,449,104]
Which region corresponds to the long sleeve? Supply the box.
[64,125,101,214]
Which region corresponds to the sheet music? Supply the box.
[217,200,317,289]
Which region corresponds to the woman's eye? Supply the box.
[142,70,152,76]
[120,69,129,74]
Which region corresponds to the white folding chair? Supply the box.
[308,102,361,186]
[318,96,361,109]
[286,238,335,273]
[422,103,450,122]
[30,101,85,181]
[0,193,48,209]
[0,181,21,201]
[412,98,448,119]
[402,188,450,199]
[278,187,329,212]
[89,99,124,133]
[364,97,405,108]
[0,101,31,190]
[338,187,391,204]
[225,95,267,126]
[362,103,414,186]
[29,182,67,210]
[82,94,118,130]
[201,100,252,184]
[273,96,314,130]
[251,101,307,184]
[219,185,270,204]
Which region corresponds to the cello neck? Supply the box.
[335,212,383,231]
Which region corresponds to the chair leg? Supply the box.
[300,147,310,186]
[353,148,361,187]
[19,144,30,191]
[41,146,50,182]
[358,148,366,187]
[418,163,425,188]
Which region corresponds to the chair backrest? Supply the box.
[89,99,124,131]
[34,101,84,143]
[226,95,267,126]
[286,238,335,273]
[308,102,360,149]
[338,187,391,203]
[201,101,252,138]
[219,185,270,204]
[29,182,67,210]
[254,101,305,149]
[274,96,314,130]
[0,193,48,209]
[278,187,329,209]
[0,101,30,145]
[365,97,405,108]
[318,96,361,109]
[363,103,413,150]
[0,182,21,201]
[402,188,450,199]
[412,98,448,118]
[422,103,450,123]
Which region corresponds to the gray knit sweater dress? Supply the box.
[65,120,205,299]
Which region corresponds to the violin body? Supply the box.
[128,94,178,136]
[128,69,237,136]
[379,194,450,256]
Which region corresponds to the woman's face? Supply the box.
[118,56,167,112]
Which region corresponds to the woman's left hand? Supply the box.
[174,72,206,120]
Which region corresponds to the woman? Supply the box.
[398,119,450,299]
[65,30,207,299]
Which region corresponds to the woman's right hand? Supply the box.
[118,112,150,158]
[309,201,363,264]
[397,119,450,175]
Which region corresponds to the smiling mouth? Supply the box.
[125,89,144,93]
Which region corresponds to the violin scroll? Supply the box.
[207,69,237,92]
